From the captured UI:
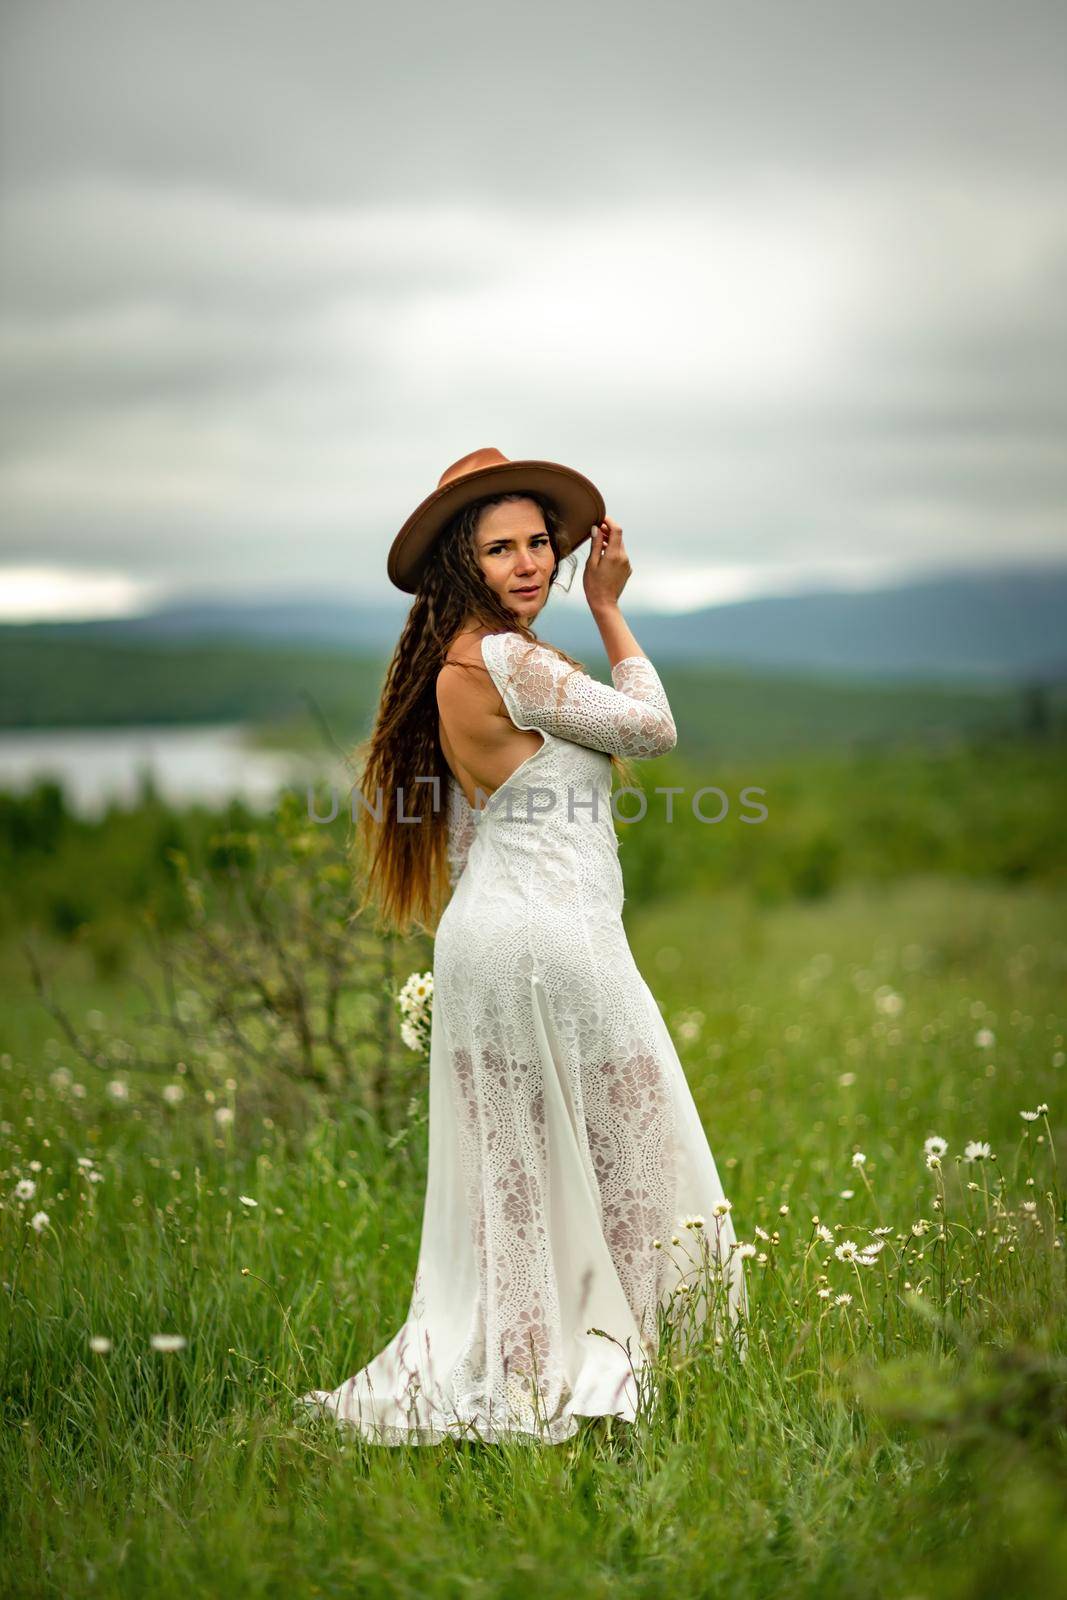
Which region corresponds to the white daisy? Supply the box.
[400,1020,421,1052]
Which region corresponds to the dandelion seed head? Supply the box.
[150,1334,187,1352]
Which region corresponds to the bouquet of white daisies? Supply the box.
[397,970,433,1055]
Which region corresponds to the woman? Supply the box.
[299,448,748,1445]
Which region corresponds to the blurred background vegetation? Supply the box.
[2,625,1065,1598]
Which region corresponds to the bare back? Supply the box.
[436,629,544,808]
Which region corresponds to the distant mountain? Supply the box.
[6,565,1066,683]
[613,567,1067,684]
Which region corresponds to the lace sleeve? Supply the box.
[445,775,477,888]
[480,631,677,759]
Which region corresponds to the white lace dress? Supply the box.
[298,631,748,1444]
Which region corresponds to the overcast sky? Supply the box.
[1,0,1065,619]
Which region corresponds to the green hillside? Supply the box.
[3,634,1062,759]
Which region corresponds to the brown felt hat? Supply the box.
[387,446,606,594]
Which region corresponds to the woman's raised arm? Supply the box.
[480,631,677,761]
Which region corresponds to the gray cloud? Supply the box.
[5,0,1066,199]
[1,0,1065,614]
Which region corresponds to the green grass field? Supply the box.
[2,865,1064,1598]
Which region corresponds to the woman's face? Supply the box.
[472,498,555,620]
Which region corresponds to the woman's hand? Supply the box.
[583,516,631,614]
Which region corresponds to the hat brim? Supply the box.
[387,459,606,594]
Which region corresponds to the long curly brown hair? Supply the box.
[349,489,637,938]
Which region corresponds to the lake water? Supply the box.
[0,723,343,818]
